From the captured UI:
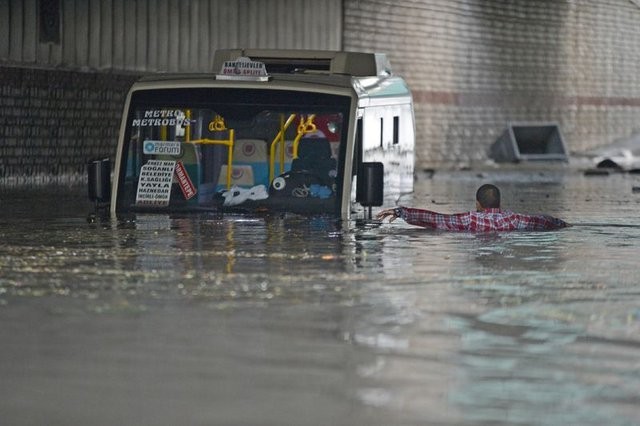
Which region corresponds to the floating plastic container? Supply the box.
[490,122,569,162]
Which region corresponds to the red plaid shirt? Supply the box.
[397,207,568,231]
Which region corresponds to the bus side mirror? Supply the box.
[87,158,111,206]
[356,162,384,219]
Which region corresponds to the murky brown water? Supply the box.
[1,169,639,425]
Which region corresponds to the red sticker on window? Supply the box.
[174,161,197,200]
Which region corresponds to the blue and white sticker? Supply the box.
[143,140,182,156]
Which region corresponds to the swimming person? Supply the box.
[376,184,569,231]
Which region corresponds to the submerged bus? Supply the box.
[89,49,415,220]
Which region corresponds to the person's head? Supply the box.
[475,184,501,211]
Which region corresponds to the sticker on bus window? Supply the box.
[174,161,197,200]
[143,140,182,156]
[132,110,194,127]
[135,160,176,206]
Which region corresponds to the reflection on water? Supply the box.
[1,170,639,425]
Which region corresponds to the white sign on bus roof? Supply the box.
[217,57,269,81]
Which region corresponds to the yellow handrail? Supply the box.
[191,132,235,190]
[190,116,235,189]
[185,109,191,142]
[269,114,297,182]
[292,114,317,158]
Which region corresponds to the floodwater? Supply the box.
[0,169,639,426]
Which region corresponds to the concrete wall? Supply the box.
[0,0,342,71]
[0,0,342,187]
[343,0,640,168]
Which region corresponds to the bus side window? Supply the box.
[353,118,363,177]
[393,116,399,145]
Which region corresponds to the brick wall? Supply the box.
[344,0,640,169]
[0,67,138,187]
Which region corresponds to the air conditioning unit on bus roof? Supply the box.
[212,49,392,77]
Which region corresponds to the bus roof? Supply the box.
[131,49,412,103]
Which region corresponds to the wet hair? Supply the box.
[476,184,501,209]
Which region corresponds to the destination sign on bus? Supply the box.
[217,57,269,81]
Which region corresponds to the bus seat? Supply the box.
[235,139,269,186]
[291,137,336,186]
[217,164,255,189]
[215,139,267,191]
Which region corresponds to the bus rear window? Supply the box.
[116,88,350,216]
